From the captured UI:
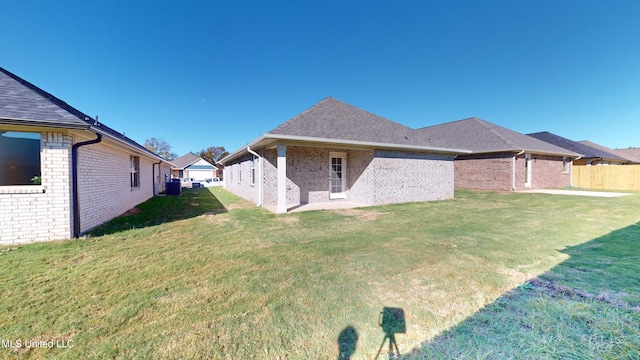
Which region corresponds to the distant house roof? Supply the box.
[221,97,469,163]
[0,67,172,164]
[528,132,628,162]
[578,140,638,164]
[172,153,214,169]
[614,147,640,163]
[172,153,201,169]
[416,118,579,156]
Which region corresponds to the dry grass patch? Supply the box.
[331,208,386,221]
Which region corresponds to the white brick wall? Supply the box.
[0,131,73,244]
[76,140,157,233]
[1,130,170,244]
[224,145,455,209]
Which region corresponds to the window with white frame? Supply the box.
[250,155,256,185]
[562,157,570,173]
[0,131,41,186]
[130,155,140,188]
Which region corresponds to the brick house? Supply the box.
[528,132,631,166]
[416,118,580,191]
[0,67,174,245]
[219,97,469,212]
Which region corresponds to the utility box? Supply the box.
[166,181,181,196]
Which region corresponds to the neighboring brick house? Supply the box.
[416,118,580,191]
[219,97,469,212]
[528,132,631,165]
[171,153,216,181]
[0,67,174,245]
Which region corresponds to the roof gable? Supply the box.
[528,132,627,161]
[268,97,431,147]
[417,118,578,156]
[172,153,201,169]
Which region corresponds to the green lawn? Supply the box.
[1,188,639,359]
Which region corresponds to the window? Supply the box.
[238,166,241,183]
[0,131,41,186]
[563,157,570,173]
[130,156,140,188]
[250,155,256,185]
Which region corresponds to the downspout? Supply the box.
[512,150,525,191]
[72,133,102,238]
[246,147,263,207]
[152,161,162,196]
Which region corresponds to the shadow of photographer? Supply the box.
[337,325,358,360]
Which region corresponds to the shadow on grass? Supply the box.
[86,187,228,237]
[337,325,358,360]
[403,222,640,359]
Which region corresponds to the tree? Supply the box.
[144,137,178,161]
[196,146,228,164]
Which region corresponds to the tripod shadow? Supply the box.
[337,325,359,360]
[375,307,406,360]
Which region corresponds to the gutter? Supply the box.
[0,116,90,129]
[512,150,525,191]
[72,133,102,238]
[246,146,263,207]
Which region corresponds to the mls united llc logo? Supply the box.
[2,339,74,349]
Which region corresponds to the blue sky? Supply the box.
[2,1,639,156]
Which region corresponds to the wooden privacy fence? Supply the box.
[572,165,640,191]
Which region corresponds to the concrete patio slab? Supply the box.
[519,189,632,197]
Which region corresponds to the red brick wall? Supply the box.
[454,152,513,191]
[456,152,571,191]
[514,154,570,190]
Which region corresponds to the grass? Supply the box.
[1,188,639,359]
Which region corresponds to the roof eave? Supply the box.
[0,116,90,130]
[470,148,581,157]
[220,133,471,164]
[89,126,175,166]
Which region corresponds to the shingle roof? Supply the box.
[0,67,89,127]
[614,147,640,163]
[268,97,440,148]
[578,140,637,163]
[0,67,168,162]
[416,118,579,156]
[172,153,200,169]
[528,132,627,161]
